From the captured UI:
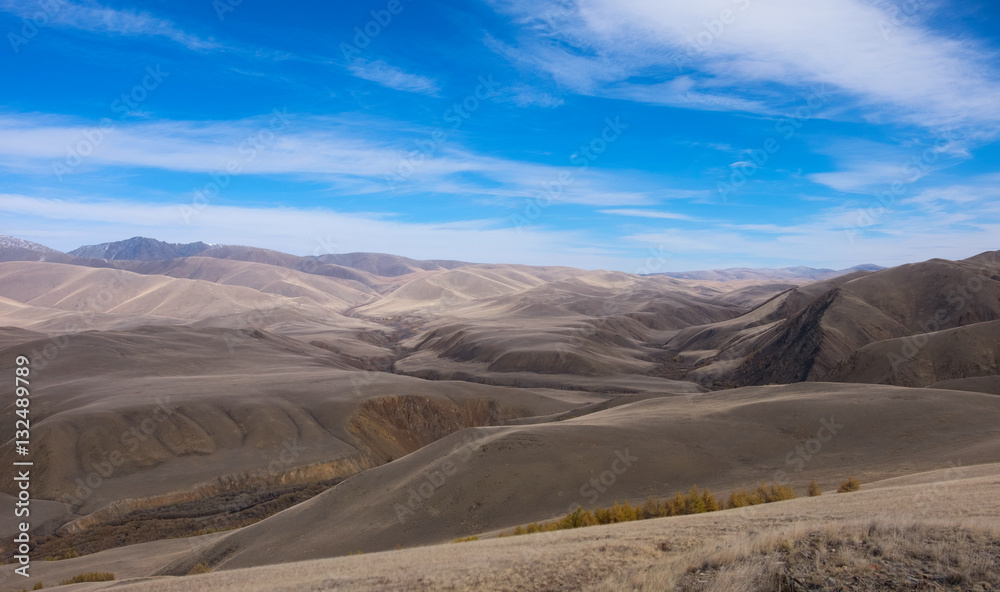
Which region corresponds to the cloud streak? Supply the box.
[0,0,220,51]
[347,59,440,95]
[0,111,687,207]
[489,0,1000,132]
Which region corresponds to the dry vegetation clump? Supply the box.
[590,520,1000,591]
[501,483,794,537]
[348,395,520,461]
[726,482,797,508]
[186,563,213,575]
[808,481,822,497]
[59,572,115,585]
[838,475,862,493]
[26,478,342,562]
[452,535,479,543]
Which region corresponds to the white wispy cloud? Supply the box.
[494,84,565,108]
[624,210,999,270]
[488,0,1000,132]
[600,209,698,221]
[347,60,440,95]
[0,0,220,51]
[0,111,676,207]
[807,138,961,192]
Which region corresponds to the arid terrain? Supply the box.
[1,236,998,591]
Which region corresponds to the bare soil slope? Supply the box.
[11,464,998,592]
[828,319,1000,387]
[166,382,1000,572]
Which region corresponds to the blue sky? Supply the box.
[0,0,998,271]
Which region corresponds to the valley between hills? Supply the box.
[1,236,999,591]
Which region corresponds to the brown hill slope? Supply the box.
[5,464,999,591]
[169,382,1000,571]
[112,256,377,310]
[373,269,751,380]
[730,251,1000,385]
[0,261,300,324]
[0,326,584,518]
[827,319,1000,387]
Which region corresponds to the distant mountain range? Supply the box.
[1,235,883,281]
[68,237,215,260]
[652,264,885,282]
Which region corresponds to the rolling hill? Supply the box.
[0,236,997,589]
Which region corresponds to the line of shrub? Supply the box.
[500,482,798,537]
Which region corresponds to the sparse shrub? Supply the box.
[724,482,795,508]
[642,496,661,519]
[808,481,822,497]
[505,482,793,537]
[757,482,797,503]
[684,486,707,514]
[60,572,114,585]
[559,506,596,529]
[611,501,641,523]
[726,489,763,508]
[451,535,479,543]
[186,562,212,575]
[838,476,861,493]
[702,488,719,512]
